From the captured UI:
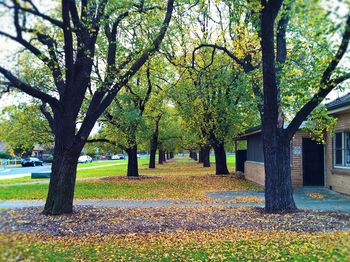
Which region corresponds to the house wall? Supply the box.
[325,110,350,195]
[243,130,310,187]
[244,161,265,186]
[291,131,311,187]
[246,133,264,162]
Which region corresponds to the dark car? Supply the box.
[21,157,43,167]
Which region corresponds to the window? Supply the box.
[334,131,350,167]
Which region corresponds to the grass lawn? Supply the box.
[0,155,235,184]
[1,226,349,261]
[0,155,256,200]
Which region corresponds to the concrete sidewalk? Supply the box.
[206,187,350,212]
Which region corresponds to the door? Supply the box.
[302,138,324,186]
[235,150,247,172]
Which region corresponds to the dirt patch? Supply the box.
[1,206,349,236]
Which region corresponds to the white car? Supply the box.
[78,155,93,163]
[111,154,125,160]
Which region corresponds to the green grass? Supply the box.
[0,155,253,200]
[0,155,236,184]
[0,177,40,184]
[1,229,349,261]
[0,176,259,200]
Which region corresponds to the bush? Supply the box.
[0,151,11,159]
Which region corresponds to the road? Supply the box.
[0,161,127,180]
[0,165,51,179]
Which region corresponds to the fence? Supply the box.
[0,159,22,168]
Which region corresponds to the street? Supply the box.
[0,165,51,179]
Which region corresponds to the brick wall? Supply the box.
[325,110,350,195]
[291,131,311,187]
[243,130,310,188]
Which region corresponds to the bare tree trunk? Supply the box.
[43,129,82,215]
[198,148,203,163]
[126,144,139,177]
[163,151,167,163]
[190,151,197,161]
[202,145,210,167]
[158,148,163,164]
[213,143,229,175]
[149,133,158,168]
[260,1,296,212]
[263,132,296,212]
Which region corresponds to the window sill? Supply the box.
[331,167,350,176]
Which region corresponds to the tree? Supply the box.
[0,0,174,214]
[176,51,258,174]
[0,103,53,155]
[191,0,350,211]
[92,63,154,177]
[144,94,165,168]
[259,0,350,212]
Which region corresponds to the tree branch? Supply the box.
[37,33,65,96]
[77,0,174,141]
[39,103,56,133]
[1,1,64,28]
[62,0,74,86]
[286,13,350,138]
[0,66,60,109]
[86,138,127,151]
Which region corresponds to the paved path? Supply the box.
[1,187,349,212]
[0,199,246,209]
[0,165,50,180]
[207,187,350,212]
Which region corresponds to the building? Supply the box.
[324,93,350,195]
[235,93,350,195]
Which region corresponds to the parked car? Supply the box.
[21,157,43,167]
[111,154,125,160]
[78,155,93,163]
[137,154,140,159]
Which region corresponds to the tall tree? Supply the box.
[260,0,350,212]
[191,0,350,211]
[92,63,154,177]
[176,51,258,174]
[0,0,174,214]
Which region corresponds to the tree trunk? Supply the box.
[166,151,170,160]
[158,148,163,164]
[260,2,297,212]
[213,143,229,175]
[43,141,81,215]
[170,152,174,159]
[198,148,203,163]
[149,134,158,168]
[126,144,139,177]
[163,151,167,163]
[202,145,210,167]
[189,151,197,161]
[263,132,296,212]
